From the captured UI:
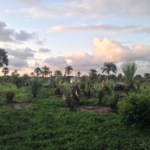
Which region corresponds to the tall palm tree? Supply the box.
[41,65,50,77]
[2,67,9,76]
[30,72,34,77]
[101,62,117,80]
[54,70,62,76]
[34,67,41,77]
[65,65,73,76]
[77,71,81,77]
[120,62,137,87]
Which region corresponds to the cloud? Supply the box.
[39,48,51,53]
[0,20,41,43]
[9,0,150,19]
[47,24,150,34]
[9,57,28,68]
[16,0,41,6]
[44,56,67,66]
[6,47,35,60]
[35,61,40,66]
[15,30,37,41]
[36,39,46,45]
[0,20,15,42]
[64,38,150,73]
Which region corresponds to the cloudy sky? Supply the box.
[0,0,150,76]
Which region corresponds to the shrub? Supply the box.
[5,92,15,103]
[118,92,150,130]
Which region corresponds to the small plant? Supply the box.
[97,90,105,107]
[5,92,15,103]
[110,93,119,113]
[118,92,150,130]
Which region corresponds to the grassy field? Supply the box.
[0,81,150,150]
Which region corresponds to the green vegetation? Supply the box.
[0,59,150,149]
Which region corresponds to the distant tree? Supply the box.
[0,49,9,77]
[30,72,34,77]
[144,73,150,79]
[77,71,81,77]
[134,74,142,79]
[22,73,30,81]
[49,71,52,77]
[54,70,62,76]
[117,74,122,79]
[65,65,73,76]
[89,69,97,80]
[101,62,117,80]
[41,66,50,78]
[2,67,9,76]
[34,67,41,77]
[109,74,116,80]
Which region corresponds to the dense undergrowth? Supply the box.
[0,82,150,150]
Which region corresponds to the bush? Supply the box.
[5,92,15,103]
[118,92,150,130]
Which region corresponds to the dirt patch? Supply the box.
[1,103,37,109]
[60,106,116,114]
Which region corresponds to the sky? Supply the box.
[0,0,150,77]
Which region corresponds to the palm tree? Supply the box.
[101,62,117,80]
[2,67,9,76]
[77,71,81,77]
[120,62,137,88]
[30,72,34,77]
[54,70,62,76]
[41,66,50,77]
[34,67,41,77]
[65,65,73,76]
[22,73,29,80]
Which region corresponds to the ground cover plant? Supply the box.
[0,61,150,150]
[0,78,150,150]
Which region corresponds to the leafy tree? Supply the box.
[117,74,122,80]
[30,72,34,77]
[41,66,50,78]
[22,73,30,80]
[77,71,81,77]
[120,62,137,88]
[2,67,9,76]
[65,65,73,76]
[101,62,117,80]
[144,73,150,79]
[135,74,142,79]
[89,69,97,80]
[54,70,62,76]
[34,67,41,77]
[0,49,8,68]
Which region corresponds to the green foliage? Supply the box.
[28,77,44,98]
[61,83,75,111]
[118,92,150,130]
[11,74,23,88]
[5,91,15,103]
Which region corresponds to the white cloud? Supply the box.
[16,0,41,6]
[47,24,150,34]
[39,48,51,53]
[9,0,150,19]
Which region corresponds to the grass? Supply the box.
[0,81,150,150]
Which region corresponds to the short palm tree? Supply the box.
[65,65,73,76]
[101,62,117,80]
[77,71,81,77]
[34,67,41,77]
[2,67,9,76]
[120,62,137,88]
[54,70,62,76]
